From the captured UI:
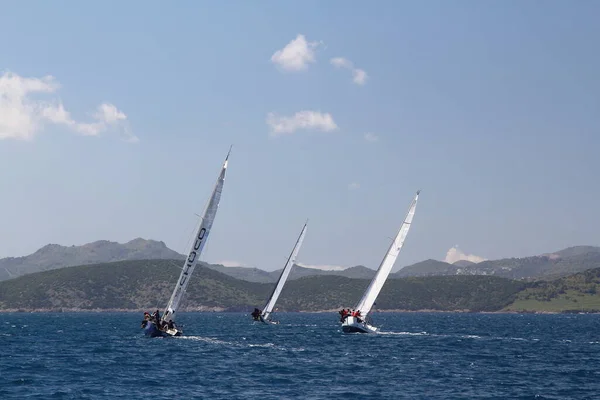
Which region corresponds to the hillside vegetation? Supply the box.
[0,259,524,312]
[504,267,600,312]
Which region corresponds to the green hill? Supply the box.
[278,275,524,312]
[0,259,269,311]
[0,259,525,312]
[504,267,600,312]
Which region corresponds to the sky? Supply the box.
[0,1,599,272]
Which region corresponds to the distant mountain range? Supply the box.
[179,245,600,282]
[393,246,600,280]
[0,238,182,281]
[1,238,600,283]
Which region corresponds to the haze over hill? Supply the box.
[1,239,599,283]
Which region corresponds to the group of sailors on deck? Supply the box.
[141,309,177,331]
[251,308,262,321]
[339,308,363,323]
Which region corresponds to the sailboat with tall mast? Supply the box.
[252,221,308,325]
[341,190,420,334]
[141,148,231,337]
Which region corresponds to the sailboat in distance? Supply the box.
[341,190,420,334]
[251,221,308,324]
[141,148,231,337]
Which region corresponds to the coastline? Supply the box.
[0,307,596,314]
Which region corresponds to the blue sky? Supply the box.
[0,1,598,271]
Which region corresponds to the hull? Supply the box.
[341,316,378,334]
[142,321,182,337]
[253,316,279,325]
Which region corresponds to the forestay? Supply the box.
[354,190,420,316]
[261,222,308,321]
[161,149,231,323]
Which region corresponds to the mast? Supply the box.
[354,190,420,316]
[161,148,231,323]
[261,221,308,321]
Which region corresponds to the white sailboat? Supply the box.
[252,221,308,325]
[141,148,231,337]
[341,190,420,334]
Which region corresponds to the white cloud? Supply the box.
[352,68,368,85]
[266,110,338,136]
[0,70,136,142]
[271,34,321,71]
[330,57,352,69]
[444,246,487,264]
[348,182,360,190]
[217,260,245,267]
[297,263,346,271]
[364,132,379,142]
[330,57,368,85]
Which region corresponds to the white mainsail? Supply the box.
[353,190,420,316]
[161,149,230,323]
[261,222,308,321]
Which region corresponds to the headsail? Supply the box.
[353,190,420,316]
[161,148,231,323]
[261,221,308,321]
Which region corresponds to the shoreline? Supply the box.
[0,307,597,315]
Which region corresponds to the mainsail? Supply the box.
[353,190,420,316]
[161,149,231,323]
[261,222,308,321]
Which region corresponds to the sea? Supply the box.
[1,312,598,399]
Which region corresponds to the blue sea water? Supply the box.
[1,312,599,399]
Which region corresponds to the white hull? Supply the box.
[341,316,378,334]
[164,328,182,336]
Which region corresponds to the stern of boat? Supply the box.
[164,327,182,336]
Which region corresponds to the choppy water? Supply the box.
[1,312,599,399]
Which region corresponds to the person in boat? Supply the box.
[355,310,363,323]
[153,309,160,323]
[339,308,350,322]
[167,320,175,330]
[251,308,261,321]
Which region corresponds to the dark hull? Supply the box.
[142,321,182,337]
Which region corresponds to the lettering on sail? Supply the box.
[178,227,207,287]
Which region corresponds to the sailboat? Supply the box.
[341,190,420,334]
[252,221,308,325]
[141,148,231,338]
